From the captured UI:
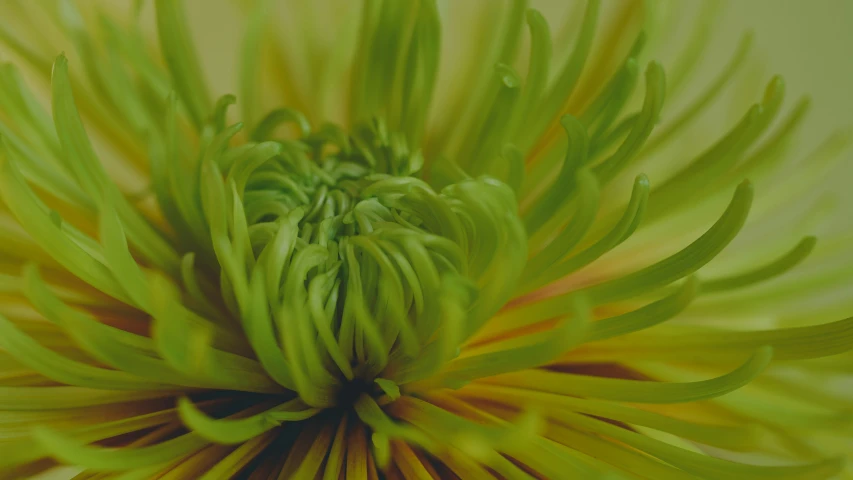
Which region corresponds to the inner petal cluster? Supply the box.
[201,116,527,408]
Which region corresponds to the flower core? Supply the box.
[220,115,527,408]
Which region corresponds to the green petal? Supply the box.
[506,181,752,327]
[588,276,698,341]
[178,397,318,445]
[518,0,599,149]
[52,54,180,273]
[554,409,843,480]
[198,432,276,480]
[398,396,597,479]
[609,316,853,361]
[702,236,816,293]
[642,32,753,156]
[0,147,127,302]
[592,61,666,184]
[374,378,401,400]
[252,108,312,141]
[353,394,434,450]
[484,347,773,403]
[524,168,600,282]
[0,312,167,391]
[507,9,551,143]
[239,0,272,132]
[240,263,297,390]
[528,173,649,290]
[0,387,175,411]
[583,179,753,304]
[32,427,208,471]
[148,274,281,393]
[645,75,784,223]
[544,421,696,480]
[584,35,644,146]
[524,115,589,238]
[22,264,204,388]
[436,296,590,388]
[154,0,211,129]
[462,383,766,451]
[99,198,151,311]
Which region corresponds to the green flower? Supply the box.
[0,0,850,478]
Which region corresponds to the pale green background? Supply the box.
[719,0,853,162]
[710,0,853,225]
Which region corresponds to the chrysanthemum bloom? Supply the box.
[0,0,851,478]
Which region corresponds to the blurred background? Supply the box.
[713,0,853,176]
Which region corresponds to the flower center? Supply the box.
[201,117,529,408]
